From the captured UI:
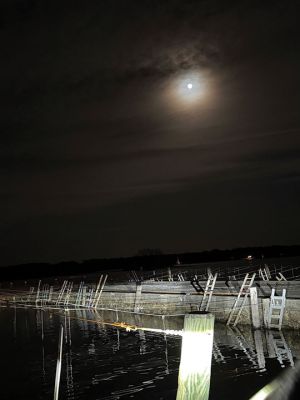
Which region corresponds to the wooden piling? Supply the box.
[134,282,142,313]
[176,312,214,400]
[262,298,270,328]
[250,287,261,329]
[36,280,41,305]
[82,286,86,307]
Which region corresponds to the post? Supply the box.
[36,280,41,305]
[54,324,64,400]
[262,298,270,328]
[134,282,142,313]
[82,286,86,307]
[250,287,261,329]
[176,312,214,400]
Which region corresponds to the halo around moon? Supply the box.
[164,71,208,110]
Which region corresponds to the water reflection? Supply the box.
[213,341,226,364]
[266,330,294,367]
[65,313,75,400]
[162,316,170,375]
[254,330,265,371]
[1,307,299,400]
[215,324,295,373]
[112,310,120,353]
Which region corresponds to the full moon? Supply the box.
[165,71,210,108]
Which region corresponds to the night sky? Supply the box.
[1,0,300,266]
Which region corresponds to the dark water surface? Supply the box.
[0,307,299,399]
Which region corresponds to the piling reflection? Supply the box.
[65,313,75,400]
[162,316,170,374]
[112,310,120,353]
[66,348,75,400]
[254,330,265,371]
[266,330,294,367]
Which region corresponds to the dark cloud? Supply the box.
[0,0,300,265]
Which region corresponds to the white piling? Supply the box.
[250,287,261,329]
[176,312,214,400]
[36,280,41,305]
[134,282,142,313]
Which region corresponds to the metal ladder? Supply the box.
[276,273,287,281]
[266,288,286,330]
[259,265,271,281]
[75,282,83,307]
[64,282,73,307]
[227,273,256,327]
[27,287,35,303]
[177,273,185,281]
[35,280,41,305]
[41,284,50,306]
[200,273,218,311]
[56,280,68,306]
[48,286,53,303]
[259,268,268,281]
[93,274,108,309]
[86,288,94,308]
[131,270,140,282]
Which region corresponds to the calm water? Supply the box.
[0,307,299,399]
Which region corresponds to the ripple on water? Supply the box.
[0,308,298,400]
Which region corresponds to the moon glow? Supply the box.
[164,71,211,110]
[174,73,206,105]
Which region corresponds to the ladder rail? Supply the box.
[200,273,217,312]
[227,273,249,325]
[227,273,256,327]
[267,288,286,330]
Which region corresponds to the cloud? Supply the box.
[0,1,300,264]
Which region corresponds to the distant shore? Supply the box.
[0,245,300,281]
